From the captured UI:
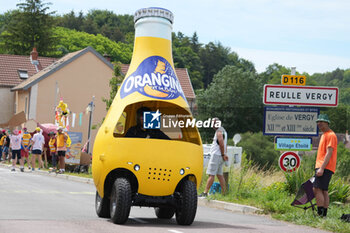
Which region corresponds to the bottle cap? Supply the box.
[134,7,174,24]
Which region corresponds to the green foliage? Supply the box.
[284,168,313,195]
[328,177,350,204]
[172,34,203,89]
[102,62,125,111]
[54,27,132,63]
[198,42,255,88]
[56,9,134,43]
[0,0,57,56]
[335,143,350,179]
[321,104,350,133]
[237,132,279,169]
[197,66,263,142]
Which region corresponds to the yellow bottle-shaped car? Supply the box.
[92,7,203,225]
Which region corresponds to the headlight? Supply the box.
[180,168,185,175]
[134,164,140,171]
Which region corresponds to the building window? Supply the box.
[18,70,29,79]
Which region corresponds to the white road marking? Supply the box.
[68,191,95,195]
[168,230,184,233]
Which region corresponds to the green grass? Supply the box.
[199,165,350,233]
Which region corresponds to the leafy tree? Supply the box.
[237,132,279,169]
[199,42,231,88]
[102,62,125,110]
[0,0,57,56]
[259,63,291,84]
[57,10,84,31]
[321,104,350,133]
[199,42,256,88]
[54,27,132,63]
[197,65,263,142]
[340,88,350,105]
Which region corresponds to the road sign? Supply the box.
[279,151,300,172]
[263,106,319,136]
[281,75,306,86]
[263,84,338,107]
[275,137,312,151]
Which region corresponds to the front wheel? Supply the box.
[110,178,132,224]
[95,191,110,218]
[155,207,175,219]
[175,179,197,225]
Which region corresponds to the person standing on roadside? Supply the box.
[199,117,228,197]
[30,127,45,171]
[48,132,57,173]
[21,127,32,170]
[0,129,5,161]
[2,130,10,162]
[9,130,24,172]
[313,114,338,217]
[56,127,68,174]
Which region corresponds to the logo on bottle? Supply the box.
[120,56,185,100]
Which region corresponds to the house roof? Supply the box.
[7,47,195,99]
[120,64,195,99]
[11,47,114,91]
[0,54,57,87]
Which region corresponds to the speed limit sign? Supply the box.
[279,151,301,172]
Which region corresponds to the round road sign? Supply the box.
[279,151,300,172]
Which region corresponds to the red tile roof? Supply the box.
[120,64,195,99]
[0,54,57,87]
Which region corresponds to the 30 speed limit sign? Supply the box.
[279,151,301,172]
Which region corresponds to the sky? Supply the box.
[1,0,350,74]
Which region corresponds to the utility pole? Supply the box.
[86,96,95,154]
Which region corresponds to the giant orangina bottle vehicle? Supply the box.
[92,7,203,225]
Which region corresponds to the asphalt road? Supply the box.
[0,166,330,233]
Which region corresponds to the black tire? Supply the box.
[155,207,175,219]
[110,178,132,224]
[95,191,110,218]
[175,180,197,225]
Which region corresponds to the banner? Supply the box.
[66,132,83,164]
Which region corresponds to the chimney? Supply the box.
[30,47,38,61]
[30,47,41,72]
[103,53,111,62]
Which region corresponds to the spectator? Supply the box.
[0,129,5,161]
[48,131,57,173]
[21,127,32,170]
[10,129,24,172]
[30,127,45,171]
[199,118,228,197]
[313,114,338,217]
[56,126,68,174]
[2,130,10,162]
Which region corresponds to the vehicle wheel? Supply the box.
[95,191,110,218]
[155,207,175,219]
[110,177,132,224]
[175,180,197,225]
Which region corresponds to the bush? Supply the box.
[329,177,350,204]
[336,143,350,179]
[237,132,279,169]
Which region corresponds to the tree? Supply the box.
[197,65,263,142]
[102,62,125,111]
[0,0,57,56]
[237,132,279,169]
[57,10,84,31]
[199,42,231,88]
[54,27,132,63]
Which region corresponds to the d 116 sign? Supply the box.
[279,151,301,172]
